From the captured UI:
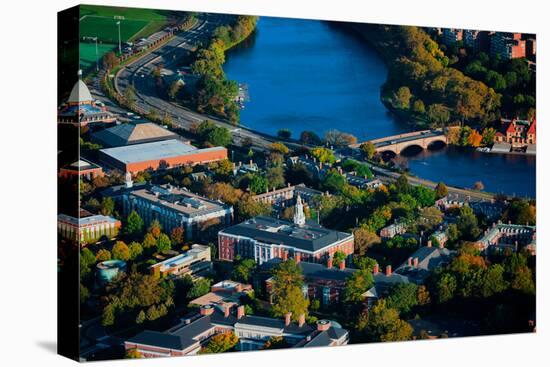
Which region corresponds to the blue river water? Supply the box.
[223,17,536,198]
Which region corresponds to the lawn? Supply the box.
[78,4,172,74]
[79,42,117,71]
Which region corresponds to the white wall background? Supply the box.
[0,0,546,366]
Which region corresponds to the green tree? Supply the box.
[248,174,269,194]
[365,299,413,342]
[232,258,256,283]
[112,241,130,261]
[321,169,346,193]
[142,233,157,249]
[271,260,309,321]
[206,126,232,147]
[456,205,481,240]
[386,283,419,314]
[80,247,97,277]
[188,278,212,299]
[311,147,335,164]
[395,174,411,194]
[434,182,448,198]
[502,199,536,225]
[237,196,271,220]
[333,251,347,266]
[200,332,238,354]
[433,272,457,304]
[128,242,143,260]
[427,104,450,126]
[125,211,144,236]
[156,233,172,252]
[359,142,376,160]
[100,197,115,216]
[480,264,508,298]
[135,310,146,324]
[412,99,426,114]
[96,249,112,262]
[343,269,374,303]
[393,86,412,109]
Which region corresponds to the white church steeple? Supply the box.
[293,193,306,227]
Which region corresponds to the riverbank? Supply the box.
[188,15,258,123]
[333,22,500,129]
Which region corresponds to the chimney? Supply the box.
[413,257,419,267]
[327,257,333,269]
[224,305,231,318]
[339,259,346,270]
[385,265,392,276]
[439,241,444,249]
[407,257,413,267]
[285,312,292,326]
[427,240,432,248]
[237,305,245,320]
[298,313,306,327]
[295,253,301,264]
[200,304,215,316]
[373,263,379,275]
[249,159,253,166]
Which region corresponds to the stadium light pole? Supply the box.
[117,21,121,55]
[93,37,99,72]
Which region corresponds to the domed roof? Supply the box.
[67,79,93,104]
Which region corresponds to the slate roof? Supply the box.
[395,246,454,283]
[126,330,196,351]
[220,216,353,253]
[92,122,178,147]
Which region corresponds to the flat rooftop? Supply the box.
[129,184,230,218]
[99,139,225,164]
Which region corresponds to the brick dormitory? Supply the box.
[125,303,349,357]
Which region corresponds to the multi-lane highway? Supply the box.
[110,13,285,150]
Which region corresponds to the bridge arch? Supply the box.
[399,144,424,156]
[427,138,447,150]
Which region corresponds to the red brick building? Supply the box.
[494,118,536,147]
[98,139,228,174]
[59,158,104,180]
[218,195,354,265]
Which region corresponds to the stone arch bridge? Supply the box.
[351,130,448,155]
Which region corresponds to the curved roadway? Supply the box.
[114,13,282,150]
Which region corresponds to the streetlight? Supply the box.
[83,36,99,72]
[116,21,122,55]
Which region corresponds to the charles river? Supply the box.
[223,17,535,198]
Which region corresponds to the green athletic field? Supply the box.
[79,42,117,71]
[78,5,170,73]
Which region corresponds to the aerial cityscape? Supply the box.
[57,5,536,361]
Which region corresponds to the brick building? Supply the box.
[125,304,349,357]
[98,139,228,174]
[476,222,536,255]
[58,211,121,244]
[121,181,233,241]
[494,118,536,147]
[251,183,323,209]
[490,32,526,60]
[442,28,463,46]
[218,195,354,265]
[59,158,104,180]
